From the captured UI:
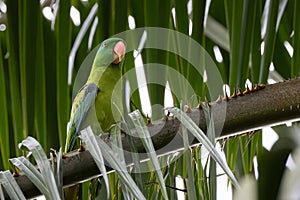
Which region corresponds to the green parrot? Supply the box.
[64,37,126,153]
[63,38,126,199]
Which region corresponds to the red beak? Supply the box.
[113,41,126,64]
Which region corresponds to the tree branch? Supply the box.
[3,78,300,199]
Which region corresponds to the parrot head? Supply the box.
[93,38,126,67]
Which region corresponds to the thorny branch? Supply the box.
[3,77,300,199]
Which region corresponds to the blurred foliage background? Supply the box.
[0,0,300,199]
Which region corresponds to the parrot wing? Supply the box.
[65,83,98,152]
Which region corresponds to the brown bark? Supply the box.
[3,77,300,199]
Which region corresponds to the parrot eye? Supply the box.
[103,42,108,47]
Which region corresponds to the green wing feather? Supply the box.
[65,83,98,152]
